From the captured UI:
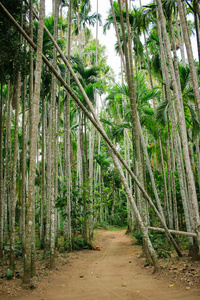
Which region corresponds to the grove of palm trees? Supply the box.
[1,0,200,298]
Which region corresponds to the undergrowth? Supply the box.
[132,231,172,258]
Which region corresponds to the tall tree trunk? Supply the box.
[4,81,11,246]
[66,0,72,252]
[159,137,169,223]
[45,105,51,251]
[50,0,59,269]
[89,123,95,240]
[40,97,45,246]
[166,140,173,229]
[21,62,26,258]
[0,83,3,258]
[10,73,20,269]
[175,8,186,67]
[118,0,143,222]
[23,0,45,284]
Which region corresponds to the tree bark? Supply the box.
[0,83,3,258]
[65,0,72,252]
[10,73,20,269]
[23,0,45,284]
[3,81,11,246]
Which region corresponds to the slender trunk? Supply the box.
[89,123,95,240]
[50,0,59,269]
[159,137,169,223]
[45,106,51,251]
[21,66,26,257]
[4,81,11,245]
[23,0,45,284]
[166,140,173,229]
[0,83,3,258]
[175,9,186,67]
[40,97,45,245]
[66,0,72,252]
[83,115,88,242]
[118,0,143,221]
[10,73,20,268]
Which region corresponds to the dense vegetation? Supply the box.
[0,0,200,283]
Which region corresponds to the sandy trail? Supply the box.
[1,229,200,300]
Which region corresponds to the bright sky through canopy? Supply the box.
[45,0,198,81]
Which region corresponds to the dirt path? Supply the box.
[1,230,200,299]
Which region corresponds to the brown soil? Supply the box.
[0,229,200,300]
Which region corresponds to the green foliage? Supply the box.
[133,232,143,245]
[133,231,171,258]
[3,244,22,258]
[150,232,171,258]
[56,175,92,235]
[73,237,91,250]
[6,263,15,280]
[0,0,26,82]
[6,269,13,280]
[94,222,108,230]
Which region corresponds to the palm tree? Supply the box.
[72,0,102,57]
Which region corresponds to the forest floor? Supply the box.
[0,229,200,299]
